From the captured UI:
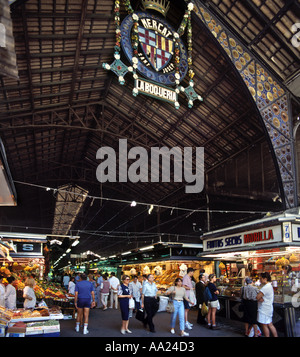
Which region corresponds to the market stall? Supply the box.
[0,233,75,323]
[0,232,47,278]
[116,242,213,311]
[200,210,300,337]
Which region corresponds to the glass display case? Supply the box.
[214,249,300,305]
[271,271,300,304]
[215,274,300,304]
[216,277,244,298]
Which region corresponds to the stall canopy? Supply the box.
[0,138,17,206]
[0,231,47,261]
[201,208,300,257]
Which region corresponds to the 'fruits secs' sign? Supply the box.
[204,226,281,251]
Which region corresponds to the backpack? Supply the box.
[203,286,212,303]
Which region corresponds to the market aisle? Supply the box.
[59,308,244,338]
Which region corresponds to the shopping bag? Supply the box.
[135,308,145,322]
[247,326,262,337]
[157,296,169,312]
[189,289,197,307]
[129,297,135,309]
[166,300,174,313]
[201,302,208,316]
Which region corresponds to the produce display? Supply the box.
[275,257,290,266]
[1,262,74,306]
[0,307,11,327]
[0,266,10,276]
[1,305,63,337]
[0,260,69,337]
[290,254,298,262]
[0,305,63,321]
[8,319,60,336]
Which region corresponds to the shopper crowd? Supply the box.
[63,267,278,337]
[0,268,279,337]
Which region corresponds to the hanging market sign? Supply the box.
[120,11,187,86]
[103,0,203,109]
[291,224,300,242]
[134,77,177,104]
[1,234,46,257]
[203,225,282,252]
[13,241,43,255]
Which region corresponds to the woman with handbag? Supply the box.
[118,275,133,334]
[165,278,192,336]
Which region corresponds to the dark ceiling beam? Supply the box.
[0,87,105,106]
[14,33,114,42]
[0,118,162,150]
[68,0,88,106]
[0,100,105,120]
[15,11,112,19]
[201,1,294,82]
[244,0,298,61]
[28,63,104,74]
[103,98,170,149]
[106,78,256,160]
[16,48,113,59]
[21,4,34,111]
[206,135,265,174]
[21,163,167,203]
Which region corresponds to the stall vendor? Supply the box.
[0,275,5,308]
[23,277,37,309]
[5,276,16,310]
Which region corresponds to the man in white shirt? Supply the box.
[68,277,76,295]
[63,274,70,290]
[129,275,142,311]
[109,272,120,309]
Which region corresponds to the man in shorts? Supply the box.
[74,273,95,334]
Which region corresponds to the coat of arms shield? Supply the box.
[138,25,174,72]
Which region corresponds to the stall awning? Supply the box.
[201,209,300,255]
[0,232,47,259]
[0,239,15,261]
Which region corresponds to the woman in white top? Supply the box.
[165,277,192,336]
[256,272,278,337]
[5,276,16,310]
[68,277,76,295]
[23,277,36,309]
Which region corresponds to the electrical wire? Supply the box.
[14,180,270,215]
